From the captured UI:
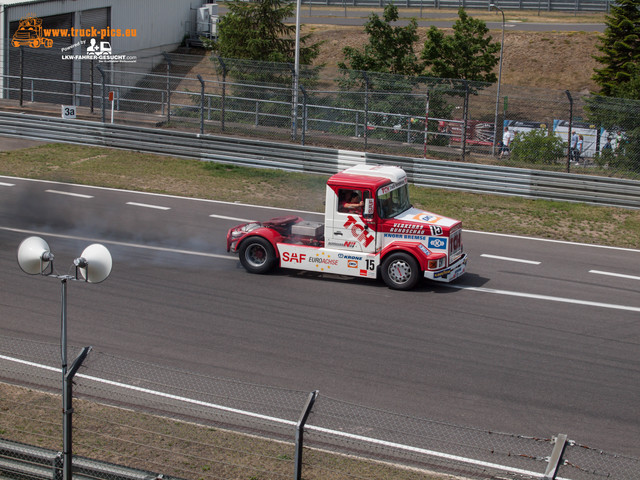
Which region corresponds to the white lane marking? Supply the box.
[210,214,256,222]
[0,226,234,260]
[0,182,15,187]
[481,254,540,265]
[589,270,640,281]
[447,285,640,313]
[0,354,294,427]
[465,229,640,253]
[45,189,93,199]
[126,202,170,210]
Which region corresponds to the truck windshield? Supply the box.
[377,183,411,219]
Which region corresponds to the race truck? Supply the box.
[226,165,467,290]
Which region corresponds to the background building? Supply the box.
[0,0,207,104]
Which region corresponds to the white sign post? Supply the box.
[109,91,114,124]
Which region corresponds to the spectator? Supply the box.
[570,131,579,163]
[615,130,623,151]
[499,127,514,158]
[576,135,584,163]
[602,137,612,151]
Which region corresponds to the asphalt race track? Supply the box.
[0,176,638,458]
[218,5,607,33]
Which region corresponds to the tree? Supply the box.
[208,0,320,64]
[335,5,456,146]
[592,0,640,98]
[338,4,423,79]
[589,1,640,174]
[421,8,500,83]
[586,94,640,173]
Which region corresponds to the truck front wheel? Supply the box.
[381,253,420,290]
[238,237,276,274]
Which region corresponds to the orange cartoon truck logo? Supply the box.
[12,16,53,48]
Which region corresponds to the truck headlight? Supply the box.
[427,255,446,270]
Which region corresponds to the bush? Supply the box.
[510,128,566,165]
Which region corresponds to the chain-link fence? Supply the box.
[0,335,638,480]
[2,48,639,180]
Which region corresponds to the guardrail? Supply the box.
[1,111,639,209]
[0,438,183,480]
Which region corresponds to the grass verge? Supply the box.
[0,383,457,480]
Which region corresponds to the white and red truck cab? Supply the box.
[226,165,467,290]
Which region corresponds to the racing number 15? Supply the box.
[366,259,375,271]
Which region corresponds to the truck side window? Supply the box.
[338,189,364,214]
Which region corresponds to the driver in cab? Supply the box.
[339,190,364,214]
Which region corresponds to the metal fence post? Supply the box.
[63,346,91,480]
[423,91,430,157]
[461,80,469,162]
[162,52,172,124]
[294,390,318,480]
[290,63,298,142]
[215,56,227,132]
[197,74,205,135]
[362,71,370,151]
[96,64,106,123]
[543,434,568,479]
[19,46,24,107]
[565,90,573,173]
[300,84,307,145]
[90,59,94,113]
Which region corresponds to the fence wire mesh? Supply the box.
[0,335,638,480]
[2,49,639,181]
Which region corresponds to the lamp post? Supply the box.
[292,0,302,141]
[490,4,505,156]
[17,237,112,480]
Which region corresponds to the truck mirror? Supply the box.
[364,198,374,218]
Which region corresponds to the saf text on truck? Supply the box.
[226,165,467,290]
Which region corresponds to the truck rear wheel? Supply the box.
[238,237,276,274]
[381,253,420,290]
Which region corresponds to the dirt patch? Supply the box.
[304,25,600,93]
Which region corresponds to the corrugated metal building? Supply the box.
[0,0,206,104]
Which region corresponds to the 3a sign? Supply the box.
[61,105,76,119]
